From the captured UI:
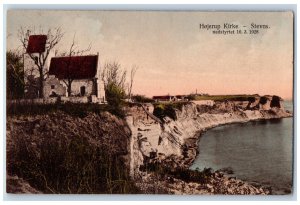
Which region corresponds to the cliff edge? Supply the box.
[126,95,292,194]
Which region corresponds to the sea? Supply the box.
[190,101,294,194]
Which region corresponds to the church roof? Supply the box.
[49,55,98,79]
[26,35,47,53]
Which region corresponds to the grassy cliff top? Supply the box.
[6,102,124,118]
[193,94,257,101]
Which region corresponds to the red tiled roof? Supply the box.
[49,55,98,79]
[26,35,47,53]
[153,95,172,100]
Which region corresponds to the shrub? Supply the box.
[248,96,256,103]
[6,51,24,99]
[259,96,268,105]
[153,103,166,120]
[270,95,281,108]
[105,82,126,115]
[153,102,188,121]
[132,95,154,103]
[7,132,140,194]
[186,94,196,101]
[140,161,213,184]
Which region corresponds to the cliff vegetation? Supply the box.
[6,104,139,194]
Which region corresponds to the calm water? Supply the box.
[190,101,293,194]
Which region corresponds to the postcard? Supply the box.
[6,10,294,195]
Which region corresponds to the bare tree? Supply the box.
[18,27,63,98]
[60,34,92,96]
[101,62,127,108]
[127,65,138,101]
[101,61,127,91]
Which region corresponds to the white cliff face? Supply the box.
[126,99,292,179]
[127,115,143,178]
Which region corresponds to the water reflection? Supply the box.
[249,118,282,126]
[269,118,283,124]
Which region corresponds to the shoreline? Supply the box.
[184,115,293,168]
[177,116,293,195]
[128,99,293,194]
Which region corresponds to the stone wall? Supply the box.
[69,79,95,96]
[61,96,89,103]
[44,75,66,97]
[8,95,100,104]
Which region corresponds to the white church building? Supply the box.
[23,34,105,103]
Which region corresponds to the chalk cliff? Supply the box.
[126,96,292,183]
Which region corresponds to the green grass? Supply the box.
[193,94,257,101]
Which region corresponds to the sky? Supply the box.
[6,11,294,99]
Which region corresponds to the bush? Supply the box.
[6,51,24,99]
[105,82,126,115]
[259,96,268,105]
[186,94,196,101]
[153,103,166,120]
[140,161,213,184]
[7,132,140,194]
[153,102,188,121]
[132,95,154,103]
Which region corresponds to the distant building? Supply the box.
[175,95,186,101]
[153,95,187,102]
[153,95,173,102]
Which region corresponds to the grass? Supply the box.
[7,132,140,194]
[6,101,125,118]
[132,95,155,103]
[193,94,257,101]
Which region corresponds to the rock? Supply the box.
[206,184,213,189]
[218,167,234,174]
